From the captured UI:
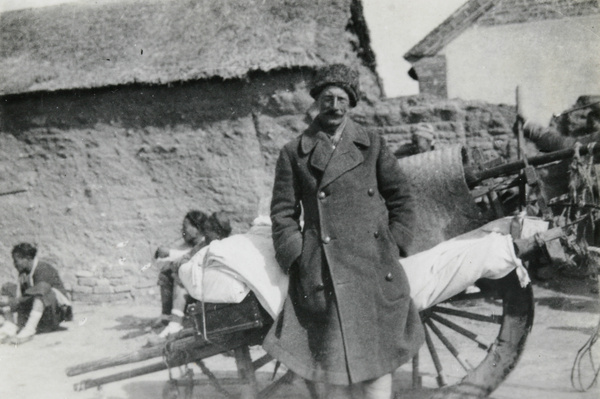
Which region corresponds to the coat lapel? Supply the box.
[300,122,335,173]
[320,119,370,188]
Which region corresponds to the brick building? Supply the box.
[404,0,600,120]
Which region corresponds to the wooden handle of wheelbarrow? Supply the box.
[71,333,246,391]
[73,361,168,391]
[66,332,197,376]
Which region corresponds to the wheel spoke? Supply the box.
[431,305,502,324]
[252,353,273,370]
[424,323,448,387]
[425,319,473,371]
[429,313,491,350]
[446,291,491,302]
[414,272,534,396]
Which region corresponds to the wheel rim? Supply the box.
[419,270,534,398]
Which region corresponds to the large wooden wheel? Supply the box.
[417,270,534,398]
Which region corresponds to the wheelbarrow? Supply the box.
[65,272,533,399]
[66,144,599,398]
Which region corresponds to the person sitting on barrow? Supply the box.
[153,211,232,340]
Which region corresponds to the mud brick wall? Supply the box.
[355,95,517,161]
[0,71,517,303]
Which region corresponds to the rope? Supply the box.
[200,248,210,341]
[197,359,235,399]
[571,312,600,391]
[571,248,600,391]
[162,344,173,381]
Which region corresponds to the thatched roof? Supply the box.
[0,0,374,95]
[404,0,600,62]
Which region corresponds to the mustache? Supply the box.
[324,110,344,116]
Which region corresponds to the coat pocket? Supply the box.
[295,229,328,315]
[377,227,409,304]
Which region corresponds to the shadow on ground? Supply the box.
[549,325,598,335]
[108,315,162,339]
[535,296,600,313]
[108,368,440,399]
[533,274,599,298]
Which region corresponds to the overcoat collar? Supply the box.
[300,117,370,188]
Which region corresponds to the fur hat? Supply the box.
[310,64,359,107]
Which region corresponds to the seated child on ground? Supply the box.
[0,243,72,344]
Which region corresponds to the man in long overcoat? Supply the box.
[264,64,424,398]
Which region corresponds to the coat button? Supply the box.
[318,191,326,199]
[315,284,325,292]
[368,188,375,196]
[385,272,393,281]
[374,231,380,238]
[323,236,331,244]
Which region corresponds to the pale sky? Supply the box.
[364,0,468,97]
[0,0,84,12]
[0,0,468,98]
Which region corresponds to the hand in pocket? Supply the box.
[295,247,329,316]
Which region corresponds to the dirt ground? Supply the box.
[1,277,599,399]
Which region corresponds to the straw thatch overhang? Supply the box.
[0,0,376,96]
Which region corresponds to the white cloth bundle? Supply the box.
[178,245,251,305]
[178,216,546,317]
[178,217,287,318]
[402,216,546,310]
[201,222,289,318]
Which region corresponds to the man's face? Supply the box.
[13,255,33,274]
[413,136,433,153]
[317,86,350,130]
